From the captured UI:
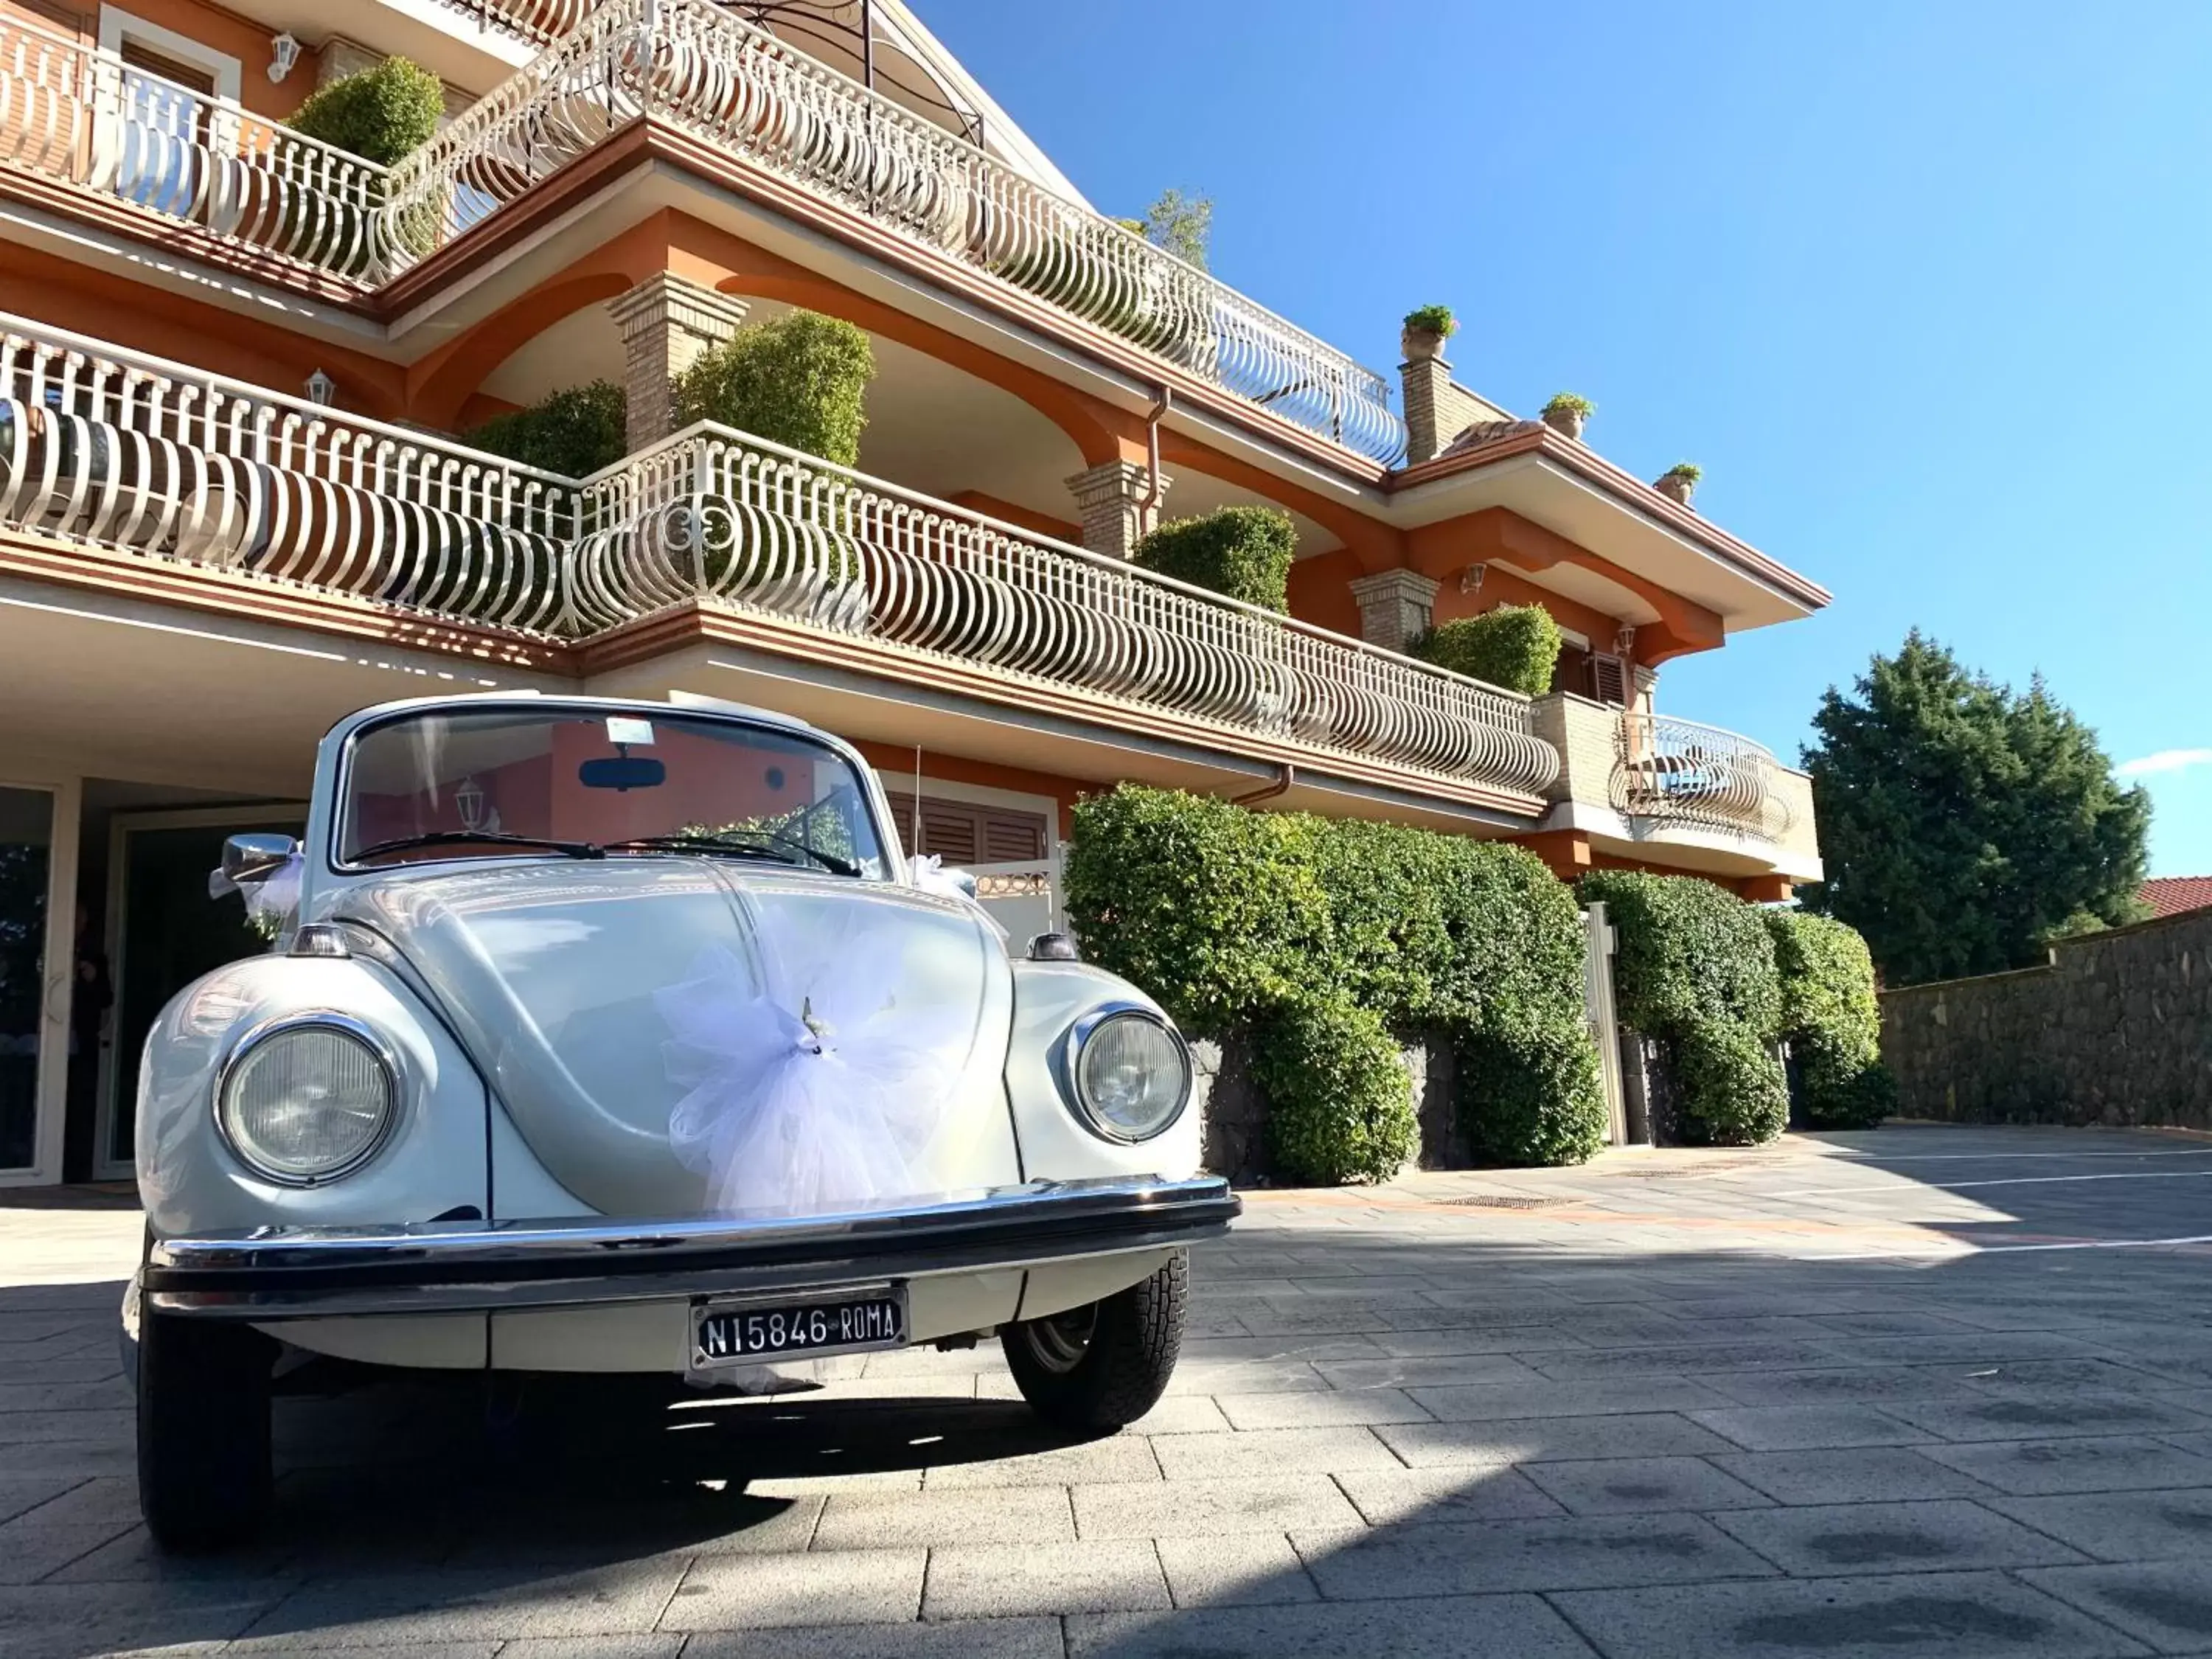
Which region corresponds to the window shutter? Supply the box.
[882,794,1048,864]
[1589,653,1630,707]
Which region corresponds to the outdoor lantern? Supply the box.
[305,369,335,407]
[268,32,300,83]
[456,774,487,832]
[1459,561,1487,594]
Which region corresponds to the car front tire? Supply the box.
[1001,1252,1186,1433]
[137,1307,276,1551]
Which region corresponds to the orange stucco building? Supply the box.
[0,0,1830,1185]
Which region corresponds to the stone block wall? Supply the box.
[1879,908,2212,1127]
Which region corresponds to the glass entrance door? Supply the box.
[97,807,306,1178]
[0,786,59,1180]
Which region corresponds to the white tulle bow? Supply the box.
[206,852,303,940]
[656,906,969,1217]
[906,853,1009,941]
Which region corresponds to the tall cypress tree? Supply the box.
[1799,632,2150,987]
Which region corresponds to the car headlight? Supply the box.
[217,1016,398,1183]
[1065,1006,1192,1143]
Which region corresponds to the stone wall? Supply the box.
[1879,908,2212,1127]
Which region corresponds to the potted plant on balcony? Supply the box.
[1540,392,1594,441]
[1654,462,1702,507]
[1400,305,1456,362]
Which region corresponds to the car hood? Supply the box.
[330,859,1020,1219]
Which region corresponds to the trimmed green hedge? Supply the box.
[1133,507,1297,614]
[465,381,626,476]
[673,310,874,467]
[1410,604,1563,697]
[1578,870,1788,1145]
[1768,910,1895,1128]
[1067,785,1604,1182]
[286,59,444,165]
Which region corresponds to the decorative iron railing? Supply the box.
[0,316,574,632]
[1612,712,1795,839]
[0,15,396,280]
[439,0,594,46]
[567,425,1557,793]
[383,0,1405,461]
[0,313,1550,797]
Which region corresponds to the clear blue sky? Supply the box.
[922,0,2212,877]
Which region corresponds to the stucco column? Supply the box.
[606,274,752,453]
[1064,459,1169,560]
[1347,568,1440,653]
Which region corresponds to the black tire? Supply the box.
[137,1307,276,1551]
[1001,1252,1187,1433]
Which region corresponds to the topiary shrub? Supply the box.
[1408,604,1563,697]
[286,60,445,164]
[1066,784,1604,1180]
[672,310,874,467]
[1767,910,1894,1129]
[1254,995,1416,1184]
[465,381,627,476]
[1133,506,1297,613]
[1578,869,1787,1146]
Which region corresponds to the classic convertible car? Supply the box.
[125,692,1237,1548]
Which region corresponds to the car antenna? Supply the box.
[911,744,923,855]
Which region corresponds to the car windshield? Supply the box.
[338,707,888,877]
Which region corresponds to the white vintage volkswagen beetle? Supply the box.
[125,692,1234,1548]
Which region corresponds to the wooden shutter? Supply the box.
[1588,653,1630,707]
[118,39,217,94]
[883,793,1048,863]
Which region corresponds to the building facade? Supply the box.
[0,0,1829,1186]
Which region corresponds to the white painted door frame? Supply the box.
[0,773,81,1189]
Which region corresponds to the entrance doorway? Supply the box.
[0,780,76,1187]
[94,805,305,1179]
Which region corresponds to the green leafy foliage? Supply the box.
[465,381,626,476]
[1135,187,1213,269]
[1542,392,1595,419]
[1767,910,1893,1129]
[672,310,874,467]
[1800,631,2152,987]
[1408,605,1563,698]
[1578,869,1787,1145]
[1253,995,1416,1185]
[1662,462,1703,484]
[1133,507,1297,613]
[1402,305,1458,337]
[285,58,444,165]
[1066,785,1604,1180]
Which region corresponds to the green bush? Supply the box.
[1767,909,1894,1129]
[1254,995,1416,1184]
[1133,507,1297,613]
[672,310,874,467]
[286,59,444,165]
[465,381,627,476]
[1578,869,1787,1145]
[1409,604,1563,697]
[1402,305,1458,337]
[1542,392,1595,420]
[1066,785,1603,1179]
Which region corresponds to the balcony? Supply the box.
[0,313,1554,809]
[0,6,1405,462]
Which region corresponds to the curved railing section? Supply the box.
[384,0,1405,462]
[0,317,573,632]
[1612,712,1795,840]
[0,16,395,282]
[568,425,1557,796]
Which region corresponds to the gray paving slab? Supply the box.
[1880,1392,2212,1443]
[1072,1475,1363,1539]
[2018,1559,2212,1655]
[919,1434,1161,1488]
[1550,1570,2150,1658]
[230,1562,691,1646]
[1984,1489,2212,1563]
[1152,1531,1318,1607]
[1068,1592,1601,1658]
[1332,1464,1566,1524]
[1292,1511,1776,1597]
[1711,1446,2000,1504]
[1146,1425,1401,1478]
[1520,1455,1776,1515]
[1693,1366,1982,1407]
[811,1485,1073,1549]
[684,1615,1065,1656]
[658,1549,925,1630]
[922,1540,1170,1618]
[1406,1375,1734,1422]
[1707,1499,2091,1576]
[1916,1436,2212,1497]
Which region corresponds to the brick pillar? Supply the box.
[605,274,751,453]
[1064,459,1169,560]
[1347,569,1440,653]
[1401,353,1454,465]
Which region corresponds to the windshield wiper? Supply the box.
[605,832,860,877]
[351,830,605,863]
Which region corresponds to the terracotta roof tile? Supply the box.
[1439,418,1543,457]
[2140,877,2212,919]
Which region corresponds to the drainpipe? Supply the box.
[1141,386,1172,526]
[1232,764,1293,807]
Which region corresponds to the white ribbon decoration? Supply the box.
[206,852,304,941]
[656,902,969,1217]
[905,853,1009,942]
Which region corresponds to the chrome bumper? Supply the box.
[143,1175,1239,1320]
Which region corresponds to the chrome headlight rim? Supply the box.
[1060,1002,1192,1145]
[214,1011,402,1187]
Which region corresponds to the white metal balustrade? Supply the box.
[0,316,1554,801]
[383,0,1405,462]
[1612,712,1795,840]
[568,425,1559,793]
[0,16,396,279]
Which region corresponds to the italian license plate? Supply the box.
[689,1285,908,1371]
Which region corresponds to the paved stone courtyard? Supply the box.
[13,1124,2212,1656]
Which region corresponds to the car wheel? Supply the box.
[137,1307,276,1551]
[1001,1252,1186,1433]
